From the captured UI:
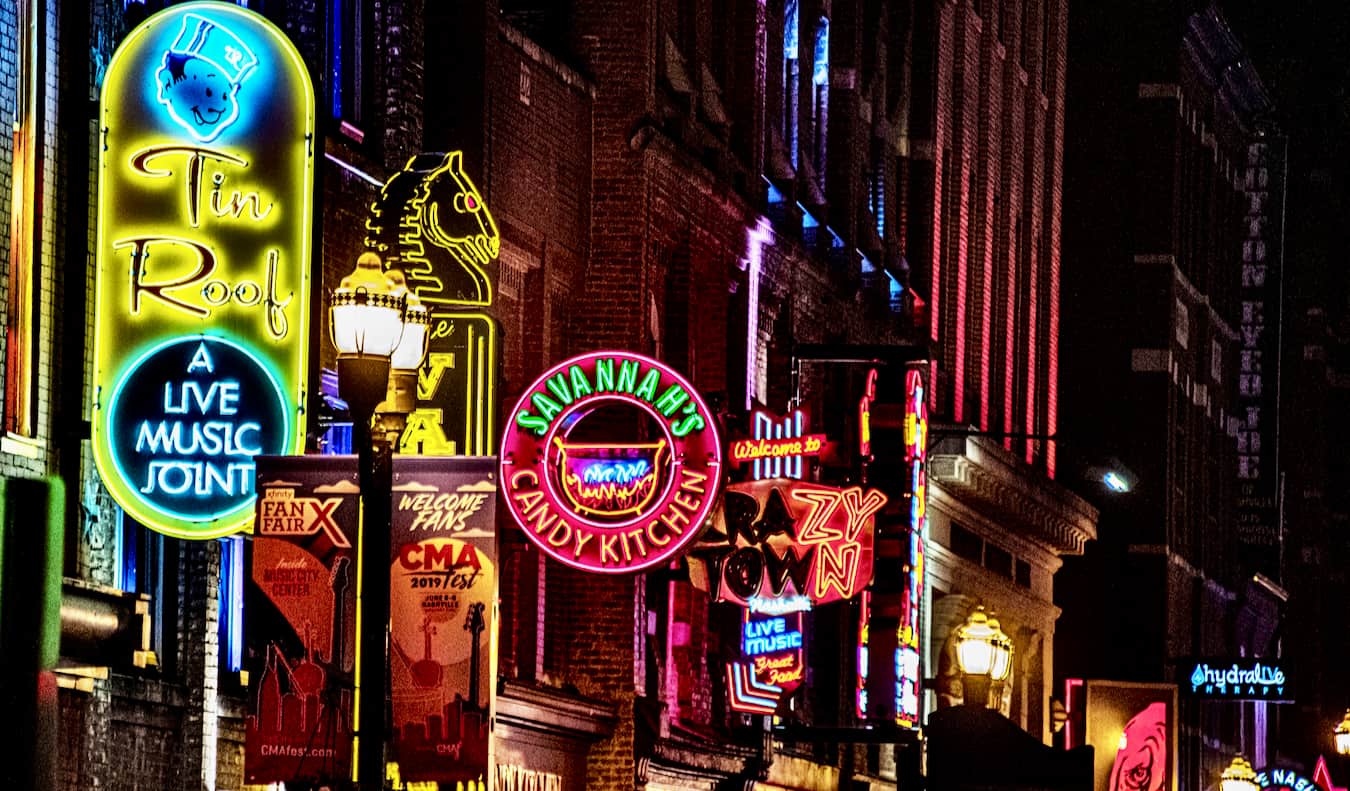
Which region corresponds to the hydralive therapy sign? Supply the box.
[93,2,314,538]
[500,351,722,573]
[1185,658,1291,702]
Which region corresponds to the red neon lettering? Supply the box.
[839,487,888,543]
[793,487,844,543]
[814,542,861,600]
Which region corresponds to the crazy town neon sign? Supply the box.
[500,351,722,573]
[689,478,886,606]
[93,2,313,539]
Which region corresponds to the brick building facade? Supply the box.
[2,0,1093,789]
[1057,4,1289,788]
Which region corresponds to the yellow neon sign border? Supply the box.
[92,1,315,539]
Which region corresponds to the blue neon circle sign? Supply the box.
[106,335,290,535]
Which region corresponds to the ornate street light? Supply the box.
[1336,709,1350,755]
[329,251,428,790]
[954,607,1013,709]
[1220,755,1259,791]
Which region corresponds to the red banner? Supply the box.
[389,456,497,784]
[246,456,359,784]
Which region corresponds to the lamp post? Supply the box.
[1220,756,1259,791]
[329,252,427,790]
[954,606,1013,709]
[1336,710,1350,756]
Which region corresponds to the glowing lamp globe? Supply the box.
[390,292,429,373]
[329,252,407,417]
[1336,710,1350,755]
[955,607,1013,681]
[330,252,407,359]
[1220,756,1258,791]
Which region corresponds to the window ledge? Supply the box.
[2,433,41,459]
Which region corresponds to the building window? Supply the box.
[811,15,829,193]
[1174,299,1189,349]
[329,0,370,134]
[6,0,41,438]
[950,522,983,564]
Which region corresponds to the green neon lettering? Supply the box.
[545,372,573,406]
[634,369,660,402]
[672,412,705,437]
[531,392,563,423]
[569,365,593,399]
[595,358,615,391]
[617,360,639,393]
[516,411,549,436]
[654,384,689,417]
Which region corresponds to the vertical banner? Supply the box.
[1084,681,1177,791]
[1235,138,1285,579]
[246,456,360,785]
[389,456,498,785]
[92,2,314,539]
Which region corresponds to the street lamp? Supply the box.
[954,606,1013,709]
[1220,755,1259,791]
[329,251,427,790]
[1336,710,1350,755]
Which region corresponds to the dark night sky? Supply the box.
[1211,2,1350,304]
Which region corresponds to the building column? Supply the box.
[179,539,222,790]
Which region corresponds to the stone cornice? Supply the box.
[496,680,618,742]
[929,436,1098,555]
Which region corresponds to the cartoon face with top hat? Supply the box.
[154,14,258,142]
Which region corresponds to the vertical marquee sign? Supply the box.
[500,351,722,574]
[93,2,314,539]
[366,152,501,456]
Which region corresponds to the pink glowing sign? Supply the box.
[500,351,722,574]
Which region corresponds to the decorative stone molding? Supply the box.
[929,436,1097,556]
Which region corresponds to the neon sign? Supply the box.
[689,478,886,606]
[734,409,820,479]
[859,368,878,460]
[897,366,928,728]
[366,154,502,455]
[499,351,722,574]
[727,608,805,715]
[93,2,313,539]
[1185,659,1290,702]
[1256,768,1322,791]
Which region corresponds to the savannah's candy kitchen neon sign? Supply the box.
[366,152,501,456]
[500,351,722,573]
[92,3,313,539]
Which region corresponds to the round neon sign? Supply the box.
[103,335,291,538]
[500,351,722,573]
